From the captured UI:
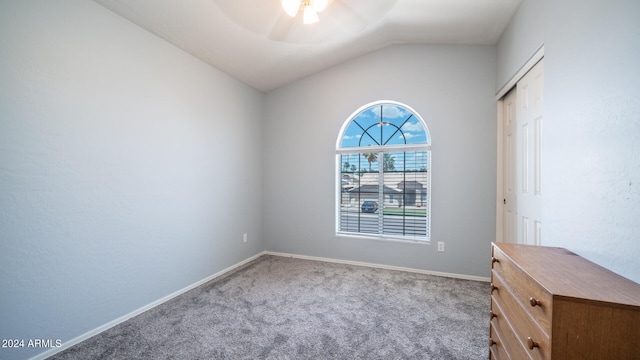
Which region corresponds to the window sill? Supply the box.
[336,232,430,245]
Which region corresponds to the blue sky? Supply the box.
[341,104,428,148]
[340,104,430,172]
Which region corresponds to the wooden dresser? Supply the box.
[489,242,640,359]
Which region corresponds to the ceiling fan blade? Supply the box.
[268,12,295,41]
[213,0,396,43]
[325,0,368,33]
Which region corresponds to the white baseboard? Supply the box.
[30,252,265,360]
[31,250,488,359]
[265,251,491,282]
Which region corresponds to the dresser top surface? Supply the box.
[492,242,640,308]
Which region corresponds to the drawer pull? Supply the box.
[489,311,497,320]
[491,257,499,266]
[489,338,496,347]
[527,337,539,350]
[490,283,498,293]
[529,297,541,307]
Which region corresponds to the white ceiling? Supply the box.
[94,0,522,92]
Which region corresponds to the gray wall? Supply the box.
[497,0,640,283]
[495,0,544,92]
[0,1,263,359]
[263,45,497,278]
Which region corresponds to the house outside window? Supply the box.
[336,101,431,242]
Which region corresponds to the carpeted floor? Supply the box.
[50,255,490,359]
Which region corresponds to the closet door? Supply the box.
[502,58,544,245]
[515,58,544,245]
[502,88,517,243]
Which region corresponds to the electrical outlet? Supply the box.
[437,242,444,252]
[243,233,248,243]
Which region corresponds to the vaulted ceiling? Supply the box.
[95,0,522,92]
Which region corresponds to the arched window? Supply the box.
[336,101,431,242]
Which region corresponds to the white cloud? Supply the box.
[371,105,409,119]
[402,133,418,139]
[401,120,424,132]
[343,134,362,140]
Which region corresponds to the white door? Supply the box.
[502,88,517,243]
[516,58,544,245]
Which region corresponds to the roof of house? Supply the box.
[343,172,428,192]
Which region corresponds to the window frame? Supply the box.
[335,101,431,243]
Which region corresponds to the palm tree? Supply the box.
[383,153,396,171]
[362,152,377,172]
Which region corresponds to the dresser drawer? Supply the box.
[489,324,511,360]
[490,298,531,360]
[492,245,553,335]
[491,272,550,360]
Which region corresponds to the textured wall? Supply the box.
[264,45,497,278]
[496,0,640,283]
[0,1,263,359]
[542,0,640,283]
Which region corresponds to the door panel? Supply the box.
[516,58,544,245]
[503,88,517,243]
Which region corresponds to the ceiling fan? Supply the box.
[213,0,397,43]
[281,0,327,25]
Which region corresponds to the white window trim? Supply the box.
[335,100,431,243]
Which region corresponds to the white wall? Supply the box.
[264,45,497,278]
[497,0,640,283]
[0,1,263,359]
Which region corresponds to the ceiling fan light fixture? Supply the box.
[281,0,300,17]
[303,4,319,24]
